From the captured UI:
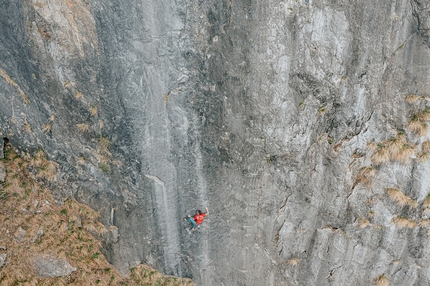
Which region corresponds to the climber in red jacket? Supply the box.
[193,206,209,227]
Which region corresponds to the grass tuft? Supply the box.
[76,123,89,133]
[370,134,416,165]
[358,218,370,228]
[371,145,390,165]
[408,109,430,136]
[22,120,32,134]
[285,258,300,266]
[64,81,72,89]
[385,188,417,207]
[391,216,417,228]
[0,69,30,104]
[99,136,110,150]
[408,117,428,136]
[405,95,421,103]
[89,106,98,116]
[42,123,52,133]
[374,274,390,286]
[418,151,430,162]
[355,166,376,188]
[42,115,56,133]
[75,92,84,99]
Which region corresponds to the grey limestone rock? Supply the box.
[32,256,76,278]
[0,253,6,268]
[0,161,5,182]
[0,137,3,159]
[31,229,44,243]
[14,227,26,243]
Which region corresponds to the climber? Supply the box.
[193,206,209,227]
[183,215,196,231]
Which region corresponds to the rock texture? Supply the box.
[2,0,430,285]
[32,256,76,278]
[0,254,6,269]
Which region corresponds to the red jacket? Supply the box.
[194,213,206,224]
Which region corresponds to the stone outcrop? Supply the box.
[32,256,76,278]
[1,0,430,285]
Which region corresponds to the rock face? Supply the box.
[1,0,430,285]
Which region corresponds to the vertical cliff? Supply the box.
[1,0,430,285]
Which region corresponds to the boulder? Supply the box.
[0,161,5,182]
[31,229,44,243]
[0,253,6,268]
[14,227,26,243]
[32,256,76,278]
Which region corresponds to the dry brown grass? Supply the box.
[419,142,430,161]
[408,118,428,136]
[423,195,430,208]
[99,136,110,150]
[385,188,417,207]
[355,166,376,188]
[391,216,418,228]
[418,151,430,162]
[41,122,52,133]
[371,146,390,165]
[374,274,390,286]
[64,81,72,89]
[0,144,193,286]
[76,123,89,133]
[408,109,430,136]
[164,93,170,103]
[0,68,30,104]
[367,141,378,152]
[99,120,104,130]
[285,258,300,266]
[89,106,98,116]
[418,109,430,121]
[405,95,422,103]
[419,219,430,228]
[422,141,430,152]
[22,120,32,133]
[358,218,370,228]
[77,156,86,164]
[42,115,55,133]
[29,148,58,181]
[75,91,84,99]
[371,133,416,165]
[396,143,416,163]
